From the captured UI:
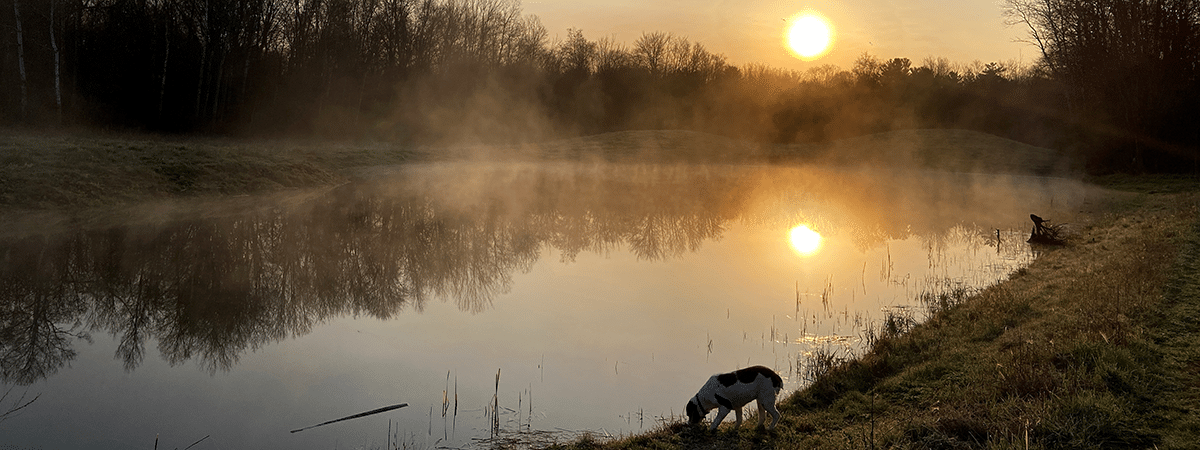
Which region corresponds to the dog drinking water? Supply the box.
[685,365,782,431]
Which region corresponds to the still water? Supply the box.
[0,163,1096,449]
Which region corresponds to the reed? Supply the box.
[491,369,501,437]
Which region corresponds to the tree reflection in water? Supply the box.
[0,163,1086,384]
[0,237,91,385]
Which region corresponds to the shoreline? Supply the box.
[5,130,1198,448]
[549,188,1200,449]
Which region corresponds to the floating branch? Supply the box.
[290,403,408,433]
[183,435,210,450]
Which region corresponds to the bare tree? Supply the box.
[50,0,62,123]
[852,52,883,86]
[11,0,28,119]
[157,0,175,115]
[1003,0,1059,70]
[593,36,629,74]
[633,31,670,76]
[556,28,595,74]
[1004,0,1200,170]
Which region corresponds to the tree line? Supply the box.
[1005,0,1200,172]
[2,0,1197,172]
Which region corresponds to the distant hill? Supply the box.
[523,128,1071,175]
[776,129,1073,175]
[0,128,1072,219]
[528,129,764,163]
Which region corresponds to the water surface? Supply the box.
[0,163,1098,449]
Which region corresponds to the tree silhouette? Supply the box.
[0,0,1189,171]
[1005,0,1200,172]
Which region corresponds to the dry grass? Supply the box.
[0,132,419,211]
[0,131,427,237]
[0,128,1068,215]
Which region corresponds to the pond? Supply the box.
[0,162,1099,449]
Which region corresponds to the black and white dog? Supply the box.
[685,365,782,431]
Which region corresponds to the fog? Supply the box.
[0,157,1113,448]
[0,161,1107,383]
[0,0,1191,446]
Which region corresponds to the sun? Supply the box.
[789,224,823,256]
[785,12,834,61]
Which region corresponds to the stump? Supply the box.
[1027,213,1065,245]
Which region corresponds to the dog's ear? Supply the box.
[685,400,703,424]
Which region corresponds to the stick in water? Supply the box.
[290,403,408,433]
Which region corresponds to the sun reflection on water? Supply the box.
[789,224,823,256]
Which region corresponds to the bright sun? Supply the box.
[789,224,823,256]
[785,12,834,61]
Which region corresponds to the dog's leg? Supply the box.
[733,407,743,429]
[710,394,735,431]
[710,407,731,431]
[758,397,781,430]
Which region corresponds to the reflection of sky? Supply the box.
[1,216,1031,449]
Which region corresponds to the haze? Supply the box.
[2,0,1198,447]
[3,0,1196,173]
[525,0,1032,69]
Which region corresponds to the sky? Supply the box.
[522,0,1037,71]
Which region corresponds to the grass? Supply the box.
[548,187,1200,449]
[0,127,1070,215]
[0,131,424,212]
[0,130,431,237]
[1,127,1072,238]
[772,128,1075,175]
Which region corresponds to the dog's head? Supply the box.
[685,397,705,425]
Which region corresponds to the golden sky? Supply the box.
[523,0,1036,70]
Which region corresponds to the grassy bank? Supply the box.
[0,131,437,237]
[0,132,426,212]
[549,186,1200,449]
[0,127,1068,214]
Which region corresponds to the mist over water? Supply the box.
[0,162,1104,449]
[2,0,1193,445]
